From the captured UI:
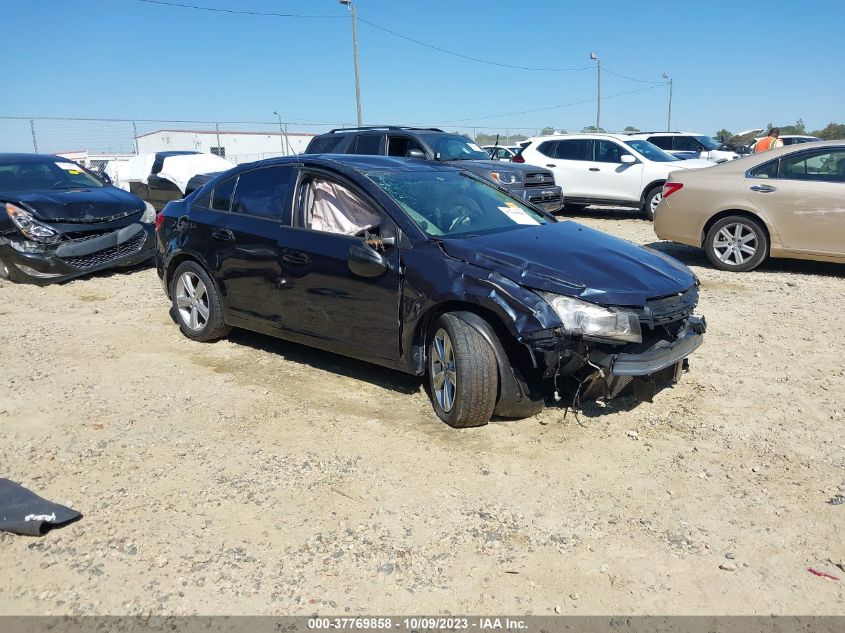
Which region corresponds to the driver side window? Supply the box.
[298,176,381,237]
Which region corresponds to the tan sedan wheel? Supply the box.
[704,215,768,272]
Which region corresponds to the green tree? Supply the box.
[581,125,605,133]
[540,127,556,136]
[714,128,733,141]
[624,125,640,132]
[778,119,807,135]
[810,122,845,140]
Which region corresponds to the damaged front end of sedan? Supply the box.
[0,202,156,285]
[522,286,706,410]
[427,220,708,415]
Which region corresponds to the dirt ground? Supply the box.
[1,208,844,616]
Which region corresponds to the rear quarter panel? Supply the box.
[655,170,782,248]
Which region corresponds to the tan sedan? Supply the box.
[653,140,845,271]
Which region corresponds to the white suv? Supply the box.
[626,132,740,163]
[519,133,713,219]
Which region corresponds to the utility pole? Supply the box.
[662,73,673,131]
[273,110,289,154]
[590,52,600,131]
[340,0,362,127]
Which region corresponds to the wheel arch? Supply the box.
[640,179,667,203]
[164,251,218,300]
[414,301,544,419]
[700,209,772,253]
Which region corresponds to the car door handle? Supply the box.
[750,184,777,192]
[546,163,556,168]
[282,250,310,266]
[588,167,601,172]
[212,228,235,241]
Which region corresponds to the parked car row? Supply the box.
[4,133,841,428]
[303,126,563,213]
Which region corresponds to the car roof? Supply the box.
[245,153,464,174]
[525,133,633,143]
[0,153,69,163]
[692,140,845,173]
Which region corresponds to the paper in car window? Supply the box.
[56,162,81,174]
[498,203,540,225]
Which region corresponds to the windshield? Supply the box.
[418,134,491,161]
[624,140,679,163]
[0,158,104,192]
[366,170,550,238]
[694,136,721,151]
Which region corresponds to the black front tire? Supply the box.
[704,215,768,272]
[427,314,498,428]
[170,260,231,341]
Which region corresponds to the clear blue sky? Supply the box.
[6,0,844,135]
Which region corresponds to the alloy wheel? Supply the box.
[650,191,663,213]
[431,328,457,413]
[712,222,758,266]
[175,271,210,332]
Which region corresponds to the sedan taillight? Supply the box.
[662,182,684,199]
[154,212,166,231]
[511,153,525,163]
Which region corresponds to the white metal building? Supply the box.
[135,129,317,165]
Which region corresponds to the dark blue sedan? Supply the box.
[156,155,706,427]
[0,153,156,285]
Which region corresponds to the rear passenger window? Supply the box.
[673,136,700,152]
[351,135,382,155]
[211,177,236,212]
[306,135,344,154]
[231,166,291,220]
[537,141,558,158]
[749,160,779,179]
[647,136,673,150]
[193,189,211,208]
[555,139,590,160]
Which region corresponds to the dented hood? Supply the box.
[440,221,696,306]
[10,186,145,222]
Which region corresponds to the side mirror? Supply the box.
[99,172,113,185]
[348,242,390,278]
[406,149,426,159]
[620,154,637,164]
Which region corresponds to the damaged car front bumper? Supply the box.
[0,223,155,285]
[523,315,707,405]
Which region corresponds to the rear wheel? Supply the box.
[170,261,231,341]
[704,215,768,272]
[428,314,498,428]
[642,186,663,221]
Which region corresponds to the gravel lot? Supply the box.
[1,208,844,615]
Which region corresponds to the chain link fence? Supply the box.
[0,116,622,169]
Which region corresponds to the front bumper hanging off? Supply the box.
[523,315,707,405]
[584,316,707,402]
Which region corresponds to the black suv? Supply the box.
[305,126,563,213]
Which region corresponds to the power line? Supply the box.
[126,0,666,82]
[355,17,592,72]
[130,0,342,18]
[422,83,669,124]
[603,68,665,84]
